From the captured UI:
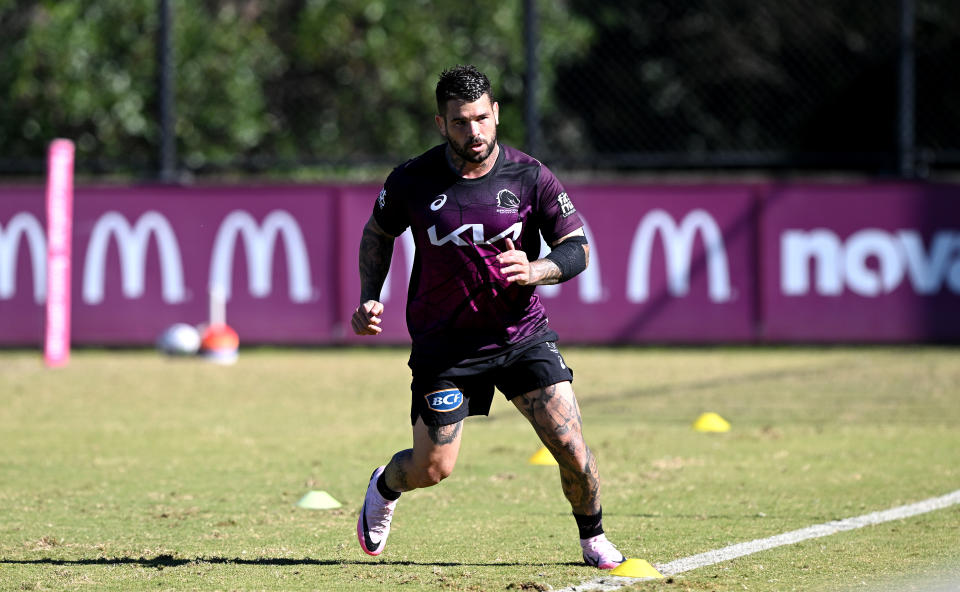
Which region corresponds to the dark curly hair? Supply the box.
[435,65,494,116]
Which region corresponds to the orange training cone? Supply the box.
[200,323,239,365]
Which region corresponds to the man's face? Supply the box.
[436,94,500,164]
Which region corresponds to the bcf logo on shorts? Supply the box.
[425,389,463,413]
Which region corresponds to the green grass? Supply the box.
[1,346,958,591]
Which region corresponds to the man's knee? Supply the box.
[409,418,462,487]
[412,456,454,487]
[423,460,454,486]
[548,434,589,465]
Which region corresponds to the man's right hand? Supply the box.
[352,300,385,335]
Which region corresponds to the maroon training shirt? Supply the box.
[373,143,584,370]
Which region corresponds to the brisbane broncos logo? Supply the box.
[497,189,520,210]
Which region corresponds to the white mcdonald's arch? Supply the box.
[208,210,314,302]
[82,210,186,304]
[0,212,47,304]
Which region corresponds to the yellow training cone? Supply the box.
[610,558,664,579]
[296,490,342,509]
[528,446,559,466]
[692,412,731,433]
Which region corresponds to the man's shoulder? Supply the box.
[389,144,447,183]
[499,145,557,188]
[499,144,544,169]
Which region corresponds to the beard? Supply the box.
[446,130,498,164]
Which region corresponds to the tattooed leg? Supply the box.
[384,417,463,492]
[512,382,601,515]
[384,449,414,492]
[427,421,463,445]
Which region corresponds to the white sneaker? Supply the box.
[356,466,397,556]
[580,533,626,569]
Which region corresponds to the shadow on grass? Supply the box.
[1,555,568,569]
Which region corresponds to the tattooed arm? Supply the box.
[351,214,396,336]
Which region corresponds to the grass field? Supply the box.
[1,346,958,591]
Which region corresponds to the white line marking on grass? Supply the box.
[559,489,960,592]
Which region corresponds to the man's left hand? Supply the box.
[498,237,539,285]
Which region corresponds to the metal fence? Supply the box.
[1,0,956,179]
[539,0,960,177]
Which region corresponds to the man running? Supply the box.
[351,64,625,570]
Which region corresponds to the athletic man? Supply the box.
[351,65,625,569]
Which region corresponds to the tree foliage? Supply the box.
[1,0,955,176]
[244,0,592,165]
[1,0,284,173]
[0,0,591,175]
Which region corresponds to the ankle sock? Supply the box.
[573,508,604,539]
[376,472,401,501]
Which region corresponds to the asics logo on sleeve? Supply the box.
[430,195,448,211]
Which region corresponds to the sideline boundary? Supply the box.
[558,489,960,591]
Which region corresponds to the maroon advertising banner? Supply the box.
[1,185,342,345]
[337,183,759,345]
[1,181,958,346]
[761,183,960,341]
[541,184,758,342]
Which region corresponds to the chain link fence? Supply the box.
[542,0,958,176]
[1,0,956,179]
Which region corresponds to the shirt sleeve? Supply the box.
[371,170,410,237]
[536,164,584,244]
